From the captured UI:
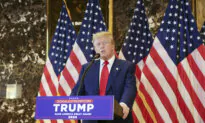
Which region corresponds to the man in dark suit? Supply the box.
[71,31,137,123]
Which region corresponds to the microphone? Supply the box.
[76,53,100,95]
[92,53,100,59]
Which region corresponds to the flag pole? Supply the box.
[63,0,72,20]
[46,0,50,59]
[108,0,113,34]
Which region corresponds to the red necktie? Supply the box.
[99,61,109,96]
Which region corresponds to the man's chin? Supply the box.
[100,55,108,60]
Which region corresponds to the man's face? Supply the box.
[93,36,115,60]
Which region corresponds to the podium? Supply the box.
[35,96,123,120]
[114,99,123,117]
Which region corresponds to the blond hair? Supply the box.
[92,31,114,44]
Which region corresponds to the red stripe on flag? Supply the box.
[62,68,76,90]
[39,82,46,96]
[70,51,82,73]
[135,65,142,80]
[136,95,153,123]
[51,120,57,123]
[187,54,205,91]
[151,47,194,122]
[58,84,67,96]
[139,84,163,123]
[132,110,139,123]
[198,45,205,60]
[39,120,44,123]
[44,66,57,96]
[143,64,178,122]
[178,63,205,121]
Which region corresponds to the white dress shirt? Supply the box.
[99,55,115,82]
[98,55,130,118]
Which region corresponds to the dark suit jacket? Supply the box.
[71,58,137,123]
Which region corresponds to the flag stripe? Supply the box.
[65,59,80,83]
[152,38,194,122]
[141,70,171,122]
[185,56,205,106]
[143,64,177,122]
[44,66,57,96]
[58,84,67,96]
[72,43,87,65]
[177,64,204,122]
[52,120,57,123]
[147,46,185,122]
[197,45,205,60]
[139,83,162,123]
[63,120,76,123]
[132,100,142,123]
[153,40,195,121]
[39,82,46,96]
[179,60,205,121]
[40,74,53,96]
[136,60,144,79]
[135,95,152,123]
[41,73,55,96]
[62,69,76,89]
[69,51,82,74]
[41,120,51,123]
[191,46,205,76]
[187,54,205,91]
[151,47,192,122]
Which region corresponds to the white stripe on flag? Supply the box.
[132,100,145,122]
[137,60,144,71]
[57,119,64,123]
[59,75,72,96]
[154,38,187,122]
[42,119,51,123]
[191,49,205,76]
[141,72,171,122]
[181,58,205,107]
[73,42,87,65]
[66,59,79,83]
[177,76,203,122]
[148,53,184,121]
[46,59,58,89]
[41,74,52,96]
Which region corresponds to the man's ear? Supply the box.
[112,45,115,51]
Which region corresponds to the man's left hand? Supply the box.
[119,102,130,119]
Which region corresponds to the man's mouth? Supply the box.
[100,50,105,53]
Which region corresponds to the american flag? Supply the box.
[37,2,77,123]
[200,21,205,45]
[139,0,205,122]
[118,0,154,122]
[58,0,107,96]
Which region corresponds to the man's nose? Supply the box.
[99,43,104,48]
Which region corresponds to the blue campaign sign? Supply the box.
[35,96,114,120]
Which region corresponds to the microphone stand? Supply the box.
[76,53,100,123]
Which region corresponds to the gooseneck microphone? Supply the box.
[76,53,100,96]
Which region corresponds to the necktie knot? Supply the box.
[104,61,109,65]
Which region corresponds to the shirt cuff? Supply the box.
[119,102,130,110]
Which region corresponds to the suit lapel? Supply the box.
[106,58,121,92]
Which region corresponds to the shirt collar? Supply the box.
[100,55,115,66]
